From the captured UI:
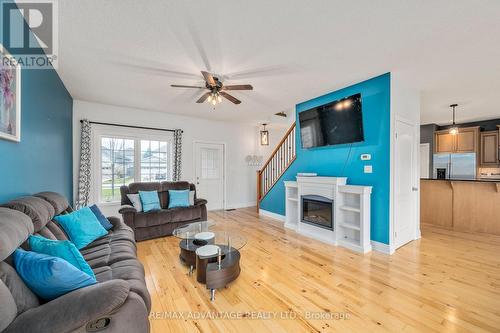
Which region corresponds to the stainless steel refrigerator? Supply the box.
[433,153,476,179]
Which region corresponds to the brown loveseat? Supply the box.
[119,181,207,241]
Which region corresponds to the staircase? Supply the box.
[257,123,296,210]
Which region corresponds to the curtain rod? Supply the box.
[79,120,182,133]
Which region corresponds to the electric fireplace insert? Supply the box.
[301,195,333,230]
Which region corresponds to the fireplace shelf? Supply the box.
[337,185,372,253]
[339,205,361,213]
[339,222,360,231]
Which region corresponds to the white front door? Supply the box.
[394,120,417,248]
[194,142,224,211]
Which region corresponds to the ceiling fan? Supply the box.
[171,71,253,106]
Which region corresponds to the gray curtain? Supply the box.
[173,129,182,181]
[76,119,92,209]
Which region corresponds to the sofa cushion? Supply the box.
[162,181,191,208]
[94,258,151,311]
[133,206,202,228]
[127,194,143,212]
[1,197,55,233]
[33,192,70,216]
[0,262,39,314]
[43,220,69,240]
[82,242,137,269]
[89,204,113,230]
[29,235,95,278]
[13,249,97,301]
[0,208,34,261]
[54,208,108,249]
[0,280,17,332]
[168,190,190,209]
[139,191,161,212]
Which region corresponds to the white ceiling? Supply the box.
[58,0,500,125]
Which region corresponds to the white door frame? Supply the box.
[420,143,430,179]
[193,140,227,210]
[392,116,420,250]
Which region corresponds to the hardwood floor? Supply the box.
[137,207,500,333]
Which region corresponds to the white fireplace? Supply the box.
[284,176,372,253]
[294,177,345,244]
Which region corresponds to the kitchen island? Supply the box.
[421,178,500,235]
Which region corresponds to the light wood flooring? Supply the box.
[137,207,500,333]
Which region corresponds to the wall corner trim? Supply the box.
[259,209,286,222]
[371,240,395,255]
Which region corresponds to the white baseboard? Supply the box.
[225,201,257,210]
[371,240,395,255]
[259,209,285,222]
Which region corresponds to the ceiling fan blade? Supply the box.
[222,84,253,91]
[201,71,216,86]
[171,84,205,89]
[220,91,241,104]
[196,92,211,103]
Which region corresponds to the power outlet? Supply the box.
[364,165,373,174]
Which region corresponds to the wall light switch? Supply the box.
[364,165,373,174]
[360,154,371,161]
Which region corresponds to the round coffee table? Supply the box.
[173,221,247,301]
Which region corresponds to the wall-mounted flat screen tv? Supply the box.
[299,93,364,149]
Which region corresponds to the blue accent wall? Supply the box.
[260,73,391,244]
[0,0,73,202]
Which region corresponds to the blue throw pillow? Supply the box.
[139,191,161,212]
[89,204,113,230]
[168,190,190,209]
[13,249,96,301]
[29,235,95,279]
[54,207,108,249]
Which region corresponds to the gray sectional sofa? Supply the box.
[0,192,151,333]
[119,181,207,241]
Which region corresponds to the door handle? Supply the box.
[412,187,419,192]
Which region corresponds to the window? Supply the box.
[101,137,135,202]
[140,140,172,182]
[201,148,219,179]
[98,134,174,203]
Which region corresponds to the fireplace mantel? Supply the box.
[284,176,372,253]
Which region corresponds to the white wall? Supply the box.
[73,100,261,216]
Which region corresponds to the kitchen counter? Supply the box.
[420,179,500,235]
[421,177,500,182]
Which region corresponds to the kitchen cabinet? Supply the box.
[435,131,454,153]
[480,131,499,166]
[455,127,479,153]
[434,126,479,153]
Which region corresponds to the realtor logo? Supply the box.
[1,0,58,68]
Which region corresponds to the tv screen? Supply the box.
[299,93,364,149]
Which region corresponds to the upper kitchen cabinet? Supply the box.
[434,126,479,153]
[480,130,499,166]
[455,127,479,153]
[435,131,454,153]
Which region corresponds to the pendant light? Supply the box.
[449,104,459,135]
[260,123,269,146]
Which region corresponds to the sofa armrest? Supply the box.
[194,198,207,206]
[4,280,130,333]
[119,205,137,214]
[107,216,121,228]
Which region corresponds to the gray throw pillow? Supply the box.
[127,194,143,212]
[189,191,195,206]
